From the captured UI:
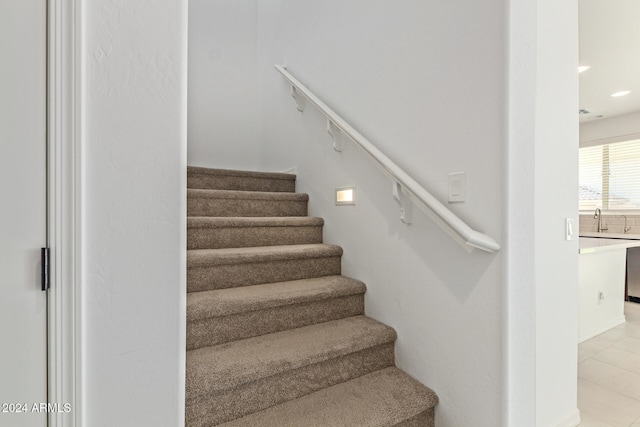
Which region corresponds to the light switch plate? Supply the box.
[565,218,574,241]
[448,172,465,203]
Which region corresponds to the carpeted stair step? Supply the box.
[187,216,324,250]
[218,367,439,427]
[185,316,397,427]
[187,244,342,293]
[186,275,366,350]
[187,189,308,217]
[183,166,438,426]
[187,166,296,192]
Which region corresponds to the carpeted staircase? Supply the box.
[185,166,439,426]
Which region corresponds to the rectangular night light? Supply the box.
[335,186,355,205]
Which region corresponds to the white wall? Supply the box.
[185,0,580,425]
[188,0,262,170]
[506,0,537,422]
[533,0,580,425]
[505,1,579,425]
[83,1,187,426]
[257,2,505,425]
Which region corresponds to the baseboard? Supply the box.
[579,315,626,343]
[555,409,581,427]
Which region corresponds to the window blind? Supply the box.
[579,139,640,211]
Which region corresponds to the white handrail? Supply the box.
[275,65,500,253]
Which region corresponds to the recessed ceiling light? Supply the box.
[611,91,631,97]
[578,65,591,73]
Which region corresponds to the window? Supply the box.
[579,139,640,211]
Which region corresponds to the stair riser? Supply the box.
[183,167,438,427]
[188,174,295,193]
[187,295,365,350]
[187,256,341,292]
[187,225,323,250]
[185,343,395,426]
[187,198,307,217]
[396,409,436,427]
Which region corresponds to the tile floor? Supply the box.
[578,301,640,426]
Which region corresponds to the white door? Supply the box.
[0,0,48,426]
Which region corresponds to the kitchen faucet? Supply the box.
[594,208,608,232]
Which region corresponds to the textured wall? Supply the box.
[188,0,261,171]
[533,1,580,425]
[256,2,505,425]
[83,1,187,425]
[184,0,580,424]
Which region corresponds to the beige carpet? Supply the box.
[185,166,438,426]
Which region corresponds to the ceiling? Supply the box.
[579,0,640,123]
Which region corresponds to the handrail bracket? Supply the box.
[291,86,305,112]
[327,119,342,152]
[393,181,413,224]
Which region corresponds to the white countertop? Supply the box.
[580,231,640,240]
[579,236,640,254]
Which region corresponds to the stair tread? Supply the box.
[219,367,438,427]
[186,315,396,400]
[188,188,308,201]
[187,244,343,268]
[184,167,437,426]
[187,216,324,229]
[187,275,366,321]
[188,166,296,182]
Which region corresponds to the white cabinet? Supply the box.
[578,246,627,342]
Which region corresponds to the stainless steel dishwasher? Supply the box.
[627,246,640,302]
